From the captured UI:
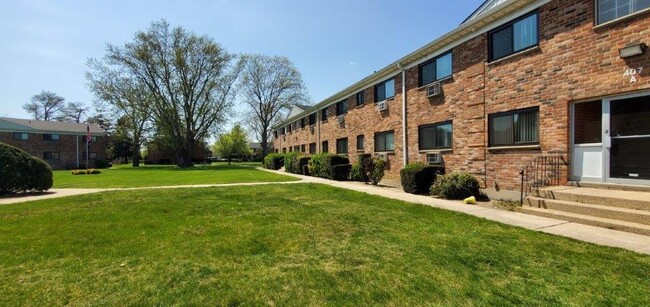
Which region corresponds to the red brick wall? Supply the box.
[274,0,650,190]
[0,132,108,169]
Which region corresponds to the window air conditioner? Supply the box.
[427,82,442,97]
[377,101,388,111]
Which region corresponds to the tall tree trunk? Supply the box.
[131,141,141,167]
[261,138,269,159]
[177,140,194,168]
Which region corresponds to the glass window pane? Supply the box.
[491,27,513,60]
[420,61,436,86]
[436,53,453,80]
[375,83,386,102]
[635,0,650,11]
[611,96,650,136]
[514,111,539,143]
[490,115,514,146]
[385,79,395,99]
[574,101,602,144]
[386,132,395,150]
[419,126,435,150]
[513,14,538,51]
[436,123,453,148]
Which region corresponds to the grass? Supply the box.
[0,184,648,305]
[53,163,296,188]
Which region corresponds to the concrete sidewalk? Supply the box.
[260,168,650,255]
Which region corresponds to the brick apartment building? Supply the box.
[0,117,107,169]
[273,0,650,197]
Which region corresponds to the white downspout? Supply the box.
[76,134,79,168]
[399,63,408,166]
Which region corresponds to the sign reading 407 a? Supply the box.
[624,67,643,83]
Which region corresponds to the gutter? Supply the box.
[399,63,408,166]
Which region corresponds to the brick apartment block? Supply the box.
[0,117,108,169]
[273,0,650,196]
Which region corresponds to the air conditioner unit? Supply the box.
[337,115,345,125]
[427,82,442,97]
[426,153,442,165]
[377,101,388,112]
[309,125,315,133]
[374,152,388,162]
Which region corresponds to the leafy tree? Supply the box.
[58,102,89,123]
[240,54,309,157]
[23,91,65,121]
[212,124,252,165]
[87,60,154,167]
[99,20,242,167]
[107,117,135,163]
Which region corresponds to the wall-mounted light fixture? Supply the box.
[619,43,646,58]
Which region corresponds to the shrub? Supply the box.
[302,164,310,176]
[71,170,86,175]
[400,163,445,194]
[293,156,311,175]
[0,142,53,194]
[89,169,102,175]
[308,153,350,179]
[94,159,110,169]
[357,154,372,183]
[284,152,301,173]
[369,157,386,185]
[430,172,481,200]
[350,164,362,181]
[263,153,285,170]
[331,164,352,181]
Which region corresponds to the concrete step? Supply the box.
[532,186,650,211]
[525,196,650,225]
[521,207,650,236]
[569,181,650,193]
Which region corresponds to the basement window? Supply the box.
[489,11,539,62]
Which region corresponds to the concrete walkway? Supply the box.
[259,168,650,255]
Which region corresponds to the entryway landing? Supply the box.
[523,185,650,236]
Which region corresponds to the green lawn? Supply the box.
[1,184,648,305]
[53,163,295,188]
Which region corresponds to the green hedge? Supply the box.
[263,153,285,170]
[308,153,350,179]
[331,164,352,181]
[400,163,445,194]
[368,157,386,185]
[356,154,372,183]
[94,160,110,169]
[0,142,53,194]
[284,152,301,173]
[430,172,480,200]
[294,156,311,175]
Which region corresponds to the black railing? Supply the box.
[520,155,566,204]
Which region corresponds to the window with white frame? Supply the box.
[598,0,650,24]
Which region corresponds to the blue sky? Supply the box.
[0,0,484,120]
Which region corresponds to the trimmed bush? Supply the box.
[308,153,350,179]
[284,152,301,173]
[350,164,362,181]
[72,169,102,175]
[357,154,372,183]
[331,164,352,181]
[302,164,310,176]
[94,160,110,169]
[400,163,445,194]
[0,142,53,194]
[89,169,102,175]
[369,157,386,185]
[263,153,285,170]
[293,156,311,175]
[430,172,480,200]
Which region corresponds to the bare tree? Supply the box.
[240,54,309,157]
[58,102,89,123]
[23,91,66,121]
[99,20,242,167]
[87,60,154,167]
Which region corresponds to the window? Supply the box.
[418,52,453,86]
[356,135,365,151]
[309,143,317,154]
[300,144,306,153]
[13,132,28,140]
[300,118,306,129]
[275,149,279,153]
[489,12,538,61]
[489,107,539,146]
[321,108,328,121]
[419,121,453,150]
[374,78,395,102]
[336,138,348,154]
[598,0,650,24]
[274,130,278,138]
[293,145,300,152]
[309,113,317,125]
[283,148,287,153]
[322,141,329,153]
[336,100,348,116]
[89,152,98,159]
[43,152,60,160]
[356,90,365,106]
[281,127,286,135]
[375,131,395,152]
[287,124,292,133]
[43,134,60,141]
[82,136,98,143]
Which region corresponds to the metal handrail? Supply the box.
[519,155,566,204]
